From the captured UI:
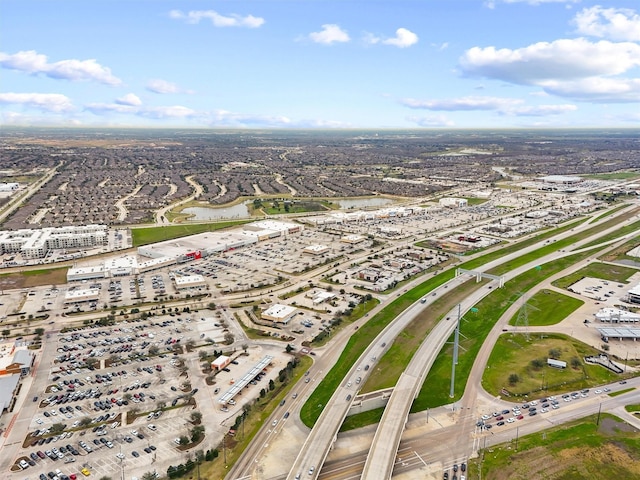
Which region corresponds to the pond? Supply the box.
[182,203,250,220]
[337,197,394,209]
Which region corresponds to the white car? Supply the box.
[147,424,157,431]
[481,414,491,420]
[529,400,538,406]
[507,418,515,423]
[552,404,560,409]
[540,408,549,413]
[116,453,125,459]
[594,389,602,394]
[512,410,521,416]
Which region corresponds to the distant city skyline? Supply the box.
[1,0,639,129]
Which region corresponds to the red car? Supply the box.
[517,415,524,420]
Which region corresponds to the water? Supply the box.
[337,197,394,209]
[182,203,250,220]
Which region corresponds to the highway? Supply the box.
[237,203,639,480]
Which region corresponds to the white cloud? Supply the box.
[85,102,137,115]
[0,50,122,86]
[542,77,640,102]
[138,106,197,119]
[485,0,580,8]
[507,104,578,116]
[382,28,419,48]
[115,94,142,106]
[401,95,577,117]
[169,10,264,28]
[407,115,455,127]
[401,96,523,111]
[0,92,74,112]
[146,79,182,94]
[460,38,640,102]
[208,110,291,126]
[461,39,640,83]
[574,6,640,41]
[308,24,350,45]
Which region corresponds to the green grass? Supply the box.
[482,333,619,397]
[299,269,455,427]
[460,197,488,205]
[259,200,330,215]
[340,407,384,432]
[590,204,628,223]
[581,172,640,180]
[131,219,252,246]
[508,289,584,326]
[413,247,605,411]
[469,413,640,480]
[552,262,637,289]
[580,218,640,249]
[625,404,640,412]
[609,387,635,397]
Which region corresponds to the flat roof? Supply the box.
[598,327,640,339]
[218,355,273,404]
[64,288,100,300]
[263,304,297,319]
[174,274,205,286]
[0,374,20,411]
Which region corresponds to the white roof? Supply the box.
[65,288,100,300]
[174,275,205,286]
[263,304,297,319]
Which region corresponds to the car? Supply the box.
[305,378,310,383]
[507,418,515,423]
[19,459,29,469]
[453,464,458,472]
[308,466,315,475]
[497,421,505,426]
[461,463,466,472]
[517,415,524,420]
[603,387,611,392]
[116,452,125,459]
[132,451,140,457]
[481,414,491,420]
[346,394,352,401]
[496,416,504,421]
[149,445,156,451]
[37,451,46,459]
[541,408,549,413]
[33,396,39,402]
[620,380,627,384]
[279,400,286,406]
[594,389,602,394]
[144,447,152,453]
[552,404,560,409]
[529,410,537,416]
[272,420,278,427]
[501,409,510,415]
[292,393,298,399]
[444,473,449,480]
[81,468,90,476]
[147,424,157,431]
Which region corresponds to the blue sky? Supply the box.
[1,0,639,128]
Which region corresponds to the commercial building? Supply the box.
[303,244,330,255]
[0,183,19,192]
[594,308,640,324]
[261,304,298,324]
[211,355,231,371]
[439,197,468,208]
[341,234,366,244]
[173,274,206,291]
[0,224,107,259]
[67,265,107,282]
[64,288,100,304]
[0,374,20,414]
[628,283,640,305]
[0,345,35,377]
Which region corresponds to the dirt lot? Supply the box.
[0,268,68,290]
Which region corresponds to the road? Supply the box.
[231,203,639,480]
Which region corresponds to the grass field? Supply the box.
[0,267,68,290]
[590,204,629,223]
[340,407,384,432]
[131,220,251,246]
[508,289,584,326]
[469,414,640,480]
[552,262,638,289]
[460,197,488,205]
[580,217,640,249]
[482,333,619,397]
[581,172,640,180]
[412,247,604,412]
[259,200,330,215]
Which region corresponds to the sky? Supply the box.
[1,0,639,129]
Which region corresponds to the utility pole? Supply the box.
[596,402,602,426]
[449,304,461,399]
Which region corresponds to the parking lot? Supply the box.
[12,314,291,479]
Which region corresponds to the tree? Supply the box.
[570,357,582,369]
[285,344,294,353]
[179,435,190,445]
[190,411,202,424]
[148,345,159,355]
[190,425,205,442]
[198,350,209,360]
[185,339,196,351]
[2,329,9,337]
[156,401,167,410]
[548,348,561,359]
[242,343,248,354]
[99,476,113,480]
[35,327,45,336]
[50,423,65,434]
[79,416,92,427]
[508,373,520,385]
[530,359,544,370]
[224,332,234,344]
[142,473,158,480]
